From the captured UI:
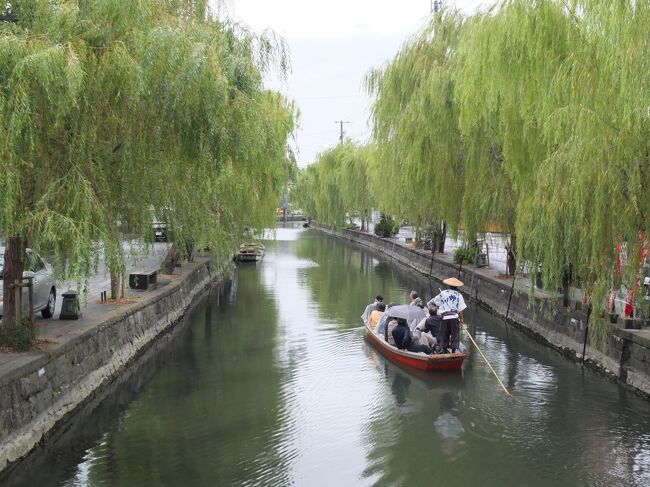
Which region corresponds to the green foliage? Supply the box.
[421,220,444,250]
[453,245,479,265]
[294,1,650,339]
[0,1,296,289]
[368,0,650,338]
[0,318,35,351]
[293,141,374,228]
[366,12,466,232]
[374,215,399,238]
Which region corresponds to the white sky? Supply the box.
[219,0,490,167]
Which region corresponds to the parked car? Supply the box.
[0,248,56,320]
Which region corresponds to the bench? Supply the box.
[129,269,158,290]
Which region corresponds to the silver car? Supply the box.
[0,248,57,320]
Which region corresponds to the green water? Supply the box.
[3,226,650,486]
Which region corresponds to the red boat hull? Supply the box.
[365,323,466,371]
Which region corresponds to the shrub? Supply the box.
[0,318,35,351]
[453,245,480,264]
[374,214,399,238]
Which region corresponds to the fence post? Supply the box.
[28,277,34,327]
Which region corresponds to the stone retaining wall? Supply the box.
[315,225,650,399]
[0,257,230,471]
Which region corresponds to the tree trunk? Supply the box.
[2,235,26,326]
[161,243,180,274]
[110,270,123,300]
[506,233,517,276]
[561,266,572,307]
[436,221,447,253]
[185,240,195,262]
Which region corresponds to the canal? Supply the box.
[3,226,650,486]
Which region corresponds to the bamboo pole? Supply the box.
[462,324,512,397]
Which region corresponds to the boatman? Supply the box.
[427,277,466,353]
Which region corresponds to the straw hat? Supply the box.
[443,277,464,287]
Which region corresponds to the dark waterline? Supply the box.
[3,226,650,486]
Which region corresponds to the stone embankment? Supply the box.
[314,225,650,399]
[0,255,230,472]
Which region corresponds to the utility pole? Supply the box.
[334,120,351,143]
[431,0,443,14]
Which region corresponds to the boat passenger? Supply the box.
[427,278,466,353]
[369,302,386,330]
[421,306,443,353]
[376,302,395,336]
[409,291,424,308]
[361,294,384,324]
[408,291,425,330]
[392,318,432,354]
[385,317,399,346]
[413,308,437,350]
[412,325,436,350]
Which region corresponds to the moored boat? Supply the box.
[364,321,467,371]
[235,242,265,262]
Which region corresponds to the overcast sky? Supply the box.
[221,1,490,167]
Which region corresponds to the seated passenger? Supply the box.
[409,290,424,308]
[413,321,436,349]
[408,291,425,330]
[376,303,395,336]
[361,294,384,324]
[422,306,443,353]
[392,318,432,354]
[385,317,399,346]
[369,302,386,330]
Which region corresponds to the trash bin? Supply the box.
[60,290,81,320]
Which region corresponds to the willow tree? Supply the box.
[337,142,374,231]
[366,11,466,247]
[0,0,295,331]
[366,0,650,338]
[452,1,570,274]
[293,163,319,222]
[299,145,346,228]
[293,141,374,229]
[507,0,650,333]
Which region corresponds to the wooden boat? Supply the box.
[364,321,467,371]
[235,242,265,262]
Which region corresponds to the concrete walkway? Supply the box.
[0,242,172,380]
